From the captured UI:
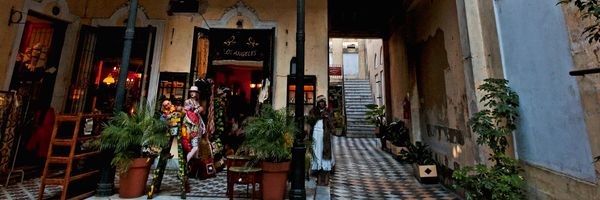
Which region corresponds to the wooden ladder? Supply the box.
[38,114,102,200]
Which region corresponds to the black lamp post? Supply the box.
[289,0,306,199]
[97,0,138,196]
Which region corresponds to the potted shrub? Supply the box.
[401,142,438,183]
[240,105,295,200]
[452,78,525,200]
[100,106,168,198]
[386,120,410,156]
[365,104,387,149]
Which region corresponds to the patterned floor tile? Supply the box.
[330,136,459,200]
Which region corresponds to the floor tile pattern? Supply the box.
[0,169,254,199]
[330,137,459,200]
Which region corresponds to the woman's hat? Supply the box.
[317,95,326,103]
[189,85,199,92]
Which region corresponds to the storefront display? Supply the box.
[287,75,317,116]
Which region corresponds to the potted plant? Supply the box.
[365,104,387,149]
[386,120,410,156]
[401,142,438,183]
[452,78,525,200]
[100,106,168,198]
[240,105,295,200]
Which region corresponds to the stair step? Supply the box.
[344,95,373,98]
[343,79,376,138]
[346,107,371,110]
[344,79,371,84]
[345,99,374,103]
[344,94,373,98]
[345,132,377,138]
[346,114,367,116]
[347,127,376,131]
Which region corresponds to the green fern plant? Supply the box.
[452,78,525,200]
[240,105,296,164]
[365,104,386,128]
[400,142,436,165]
[100,106,169,174]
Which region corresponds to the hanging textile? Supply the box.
[206,84,215,136]
[0,91,22,172]
[196,32,209,79]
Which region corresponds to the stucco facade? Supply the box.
[1,0,328,112]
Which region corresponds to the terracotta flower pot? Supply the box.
[261,161,291,200]
[119,158,152,198]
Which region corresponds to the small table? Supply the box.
[226,155,250,168]
[227,167,262,200]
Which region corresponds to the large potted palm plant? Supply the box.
[100,106,168,198]
[240,105,295,200]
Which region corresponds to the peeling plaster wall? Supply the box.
[386,26,410,122]
[404,0,475,170]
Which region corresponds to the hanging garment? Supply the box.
[26,107,55,158]
[310,120,335,171]
[0,92,22,171]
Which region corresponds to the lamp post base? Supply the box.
[289,145,306,200]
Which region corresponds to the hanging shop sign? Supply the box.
[210,29,271,64]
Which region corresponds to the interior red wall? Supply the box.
[214,69,252,102]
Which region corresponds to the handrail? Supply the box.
[341,64,348,136]
[569,68,600,76]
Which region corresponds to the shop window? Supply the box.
[287,75,316,116]
[158,72,189,106]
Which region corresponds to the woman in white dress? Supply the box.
[309,95,335,185]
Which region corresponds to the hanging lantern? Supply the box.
[103,73,116,85]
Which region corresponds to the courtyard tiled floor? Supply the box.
[330,136,459,200]
[2,136,459,200]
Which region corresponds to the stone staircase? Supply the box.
[343,79,377,138]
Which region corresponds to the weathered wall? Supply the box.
[561,1,600,188]
[358,40,367,79]
[509,3,600,200]
[366,39,384,105]
[330,38,343,65]
[385,26,410,123]
[404,0,476,169]
[493,0,596,184]
[0,0,25,90]
[160,0,328,109]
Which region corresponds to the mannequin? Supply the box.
[183,86,206,162]
[148,100,189,198]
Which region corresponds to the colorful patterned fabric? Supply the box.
[0,92,21,172]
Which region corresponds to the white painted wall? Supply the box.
[494,0,596,182]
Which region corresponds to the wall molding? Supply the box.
[201,0,276,29]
